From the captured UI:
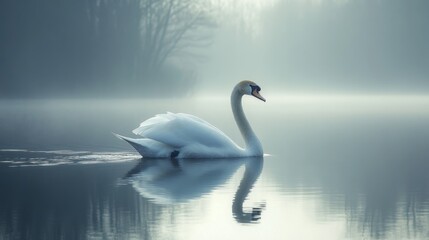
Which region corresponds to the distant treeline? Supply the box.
[0,0,214,98]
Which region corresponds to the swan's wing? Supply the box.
[132,112,238,149]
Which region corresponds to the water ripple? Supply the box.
[0,149,140,167]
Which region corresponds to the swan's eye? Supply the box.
[250,85,261,92]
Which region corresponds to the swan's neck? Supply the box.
[231,88,263,156]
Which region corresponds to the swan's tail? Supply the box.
[113,133,172,158]
[113,133,144,153]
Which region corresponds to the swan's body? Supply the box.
[116,81,265,158]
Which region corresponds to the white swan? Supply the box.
[115,80,265,158]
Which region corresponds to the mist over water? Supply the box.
[1,0,429,97]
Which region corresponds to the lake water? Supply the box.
[1,96,429,240]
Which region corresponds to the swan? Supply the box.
[115,80,265,158]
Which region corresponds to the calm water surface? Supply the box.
[1,96,429,240]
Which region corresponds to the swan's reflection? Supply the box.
[232,157,264,223]
[124,156,264,222]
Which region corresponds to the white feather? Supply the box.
[134,113,237,148]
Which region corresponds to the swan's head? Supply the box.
[237,80,266,102]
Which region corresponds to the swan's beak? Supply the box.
[252,90,266,102]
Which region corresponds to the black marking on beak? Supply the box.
[250,84,265,102]
[250,85,261,92]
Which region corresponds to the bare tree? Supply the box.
[139,0,215,74]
